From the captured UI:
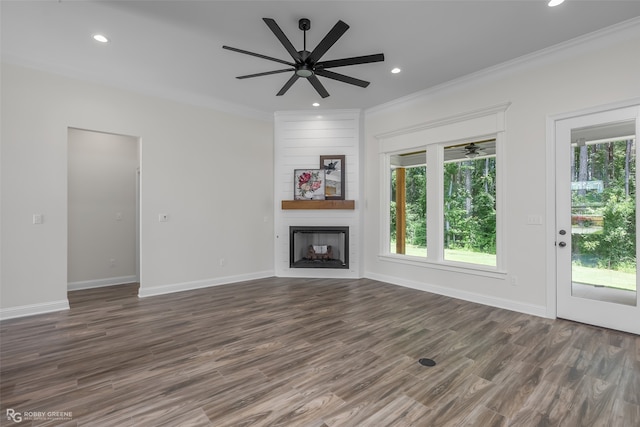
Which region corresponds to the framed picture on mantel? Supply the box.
[294,169,325,200]
[320,155,345,200]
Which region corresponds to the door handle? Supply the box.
[559,230,566,235]
[558,241,567,247]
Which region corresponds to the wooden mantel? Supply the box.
[281,200,355,210]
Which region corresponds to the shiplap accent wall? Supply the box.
[274,110,363,278]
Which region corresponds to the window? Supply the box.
[379,103,508,273]
[386,140,497,268]
[443,140,496,266]
[390,151,427,257]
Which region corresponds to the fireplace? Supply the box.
[290,226,349,269]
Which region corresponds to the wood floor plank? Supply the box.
[559,375,618,426]
[425,374,498,426]
[460,405,506,427]
[483,362,544,419]
[612,398,640,427]
[357,394,431,427]
[1,278,638,426]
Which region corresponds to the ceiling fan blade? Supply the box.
[277,74,300,96]
[307,20,349,64]
[236,69,295,79]
[308,75,330,98]
[263,18,303,62]
[223,45,295,66]
[317,53,385,69]
[315,70,370,88]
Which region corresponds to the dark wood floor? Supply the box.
[1,277,638,426]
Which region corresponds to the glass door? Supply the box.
[555,105,640,334]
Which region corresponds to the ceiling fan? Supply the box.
[464,143,487,159]
[222,18,385,98]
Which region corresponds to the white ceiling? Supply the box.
[2,1,640,118]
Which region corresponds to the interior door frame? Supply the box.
[545,97,640,320]
[67,127,142,290]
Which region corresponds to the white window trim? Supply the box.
[377,103,510,275]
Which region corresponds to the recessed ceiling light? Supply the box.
[391,67,401,74]
[548,0,565,7]
[312,102,320,107]
[93,34,109,43]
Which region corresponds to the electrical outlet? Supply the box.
[219,258,226,267]
[110,258,116,267]
[510,276,517,286]
[33,214,43,224]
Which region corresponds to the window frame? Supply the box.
[377,104,509,277]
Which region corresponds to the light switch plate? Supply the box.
[526,214,542,225]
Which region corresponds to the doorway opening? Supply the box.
[67,128,141,291]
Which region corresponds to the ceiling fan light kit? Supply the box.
[223,17,385,98]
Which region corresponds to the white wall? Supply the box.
[0,63,274,318]
[274,110,363,278]
[363,22,640,316]
[67,128,138,289]
[3,21,639,321]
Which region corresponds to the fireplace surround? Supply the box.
[290,226,349,269]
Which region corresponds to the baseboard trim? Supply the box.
[68,275,138,291]
[138,270,275,298]
[0,300,70,321]
[366,272,548,318]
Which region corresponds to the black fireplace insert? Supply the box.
[289,226,349,269]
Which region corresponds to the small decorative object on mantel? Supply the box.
[320,155,345,200]
[294,169,325,200]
